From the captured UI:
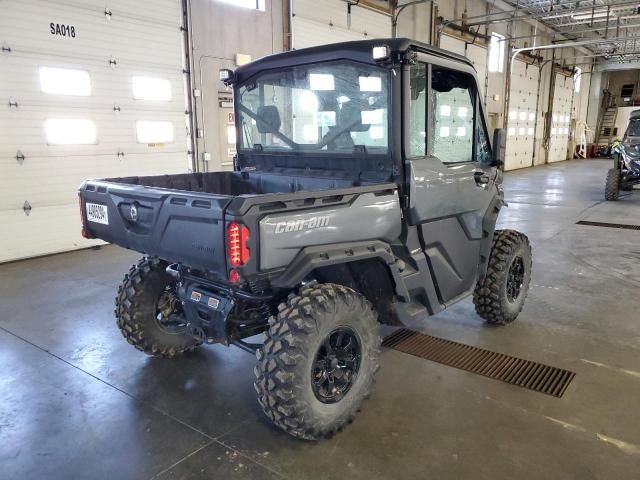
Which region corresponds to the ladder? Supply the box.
[598,107,618,143]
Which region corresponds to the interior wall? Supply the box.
[188,0,283,172]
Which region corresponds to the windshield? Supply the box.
[626,118,640,138]
[236,61,390,154]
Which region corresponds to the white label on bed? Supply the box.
[86,203,109,225]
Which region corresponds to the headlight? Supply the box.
[372,45,390,61]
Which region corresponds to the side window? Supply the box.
[430,68,475,164]
[408,62,427,157]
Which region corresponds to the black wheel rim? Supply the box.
[506,255,525,303]
[311,328,361,404]
[154,285,187,334]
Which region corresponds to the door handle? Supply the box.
[474,171,490,185]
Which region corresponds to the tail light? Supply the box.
[227,221,250,267]
[78,194,91,239]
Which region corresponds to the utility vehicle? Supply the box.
[78,38,532,440]
[605,110,640,200]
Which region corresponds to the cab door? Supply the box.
[405,60,496,304]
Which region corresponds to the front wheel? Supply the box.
[605,168,621,200]
[115,256,201,357]
[254,283,381,440]
[473,230,532,326]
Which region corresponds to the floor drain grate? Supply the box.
[576,220,640,231]
[383,329,575,398]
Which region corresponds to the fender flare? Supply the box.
[270,240,407,297]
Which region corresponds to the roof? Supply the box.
[233,38,473,83]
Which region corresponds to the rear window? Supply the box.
[626,118,640,137]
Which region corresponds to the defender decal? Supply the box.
[274,216,330,234]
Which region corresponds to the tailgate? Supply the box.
[79,181,230,272]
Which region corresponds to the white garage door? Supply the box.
[548,73,574,163]
[0,0,188,263]
[505,60,539,170]
[291,0,391,49]
[439,35,487,100]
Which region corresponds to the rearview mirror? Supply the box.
[492,128,506,168]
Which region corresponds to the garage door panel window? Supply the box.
[218,0,266,11]
[136,120,174,143]
[39,67,91,96]
[430,68,475,164]
[45,119,97,145]
[132,76,172,101]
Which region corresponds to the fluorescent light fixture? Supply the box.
[571,10,611,21]
[359,76,382,92]
[136,120,174,143]
[300,90,319,112]
[39,67,91,96]
[45,118,96,144]
[370,126,384,139]
[303,124,318,142]
[455,127,466,137]
[457,107,468,118]
[527,127,534,135]
[519,127,525,135]
[440,105,451,117]
[509,110,517,120]
[309,74,335,91]
[132,76,171,101]
[528,112,535,121]
[519,111,527,121]
[551,127,557,135]
[361,109,384,125]
[439,126,450,137]
[508,127,516,136]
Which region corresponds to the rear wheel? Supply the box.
[115,256,201,357]
[605,168,621,200]
[254,283,380,440]
[473,230,532,326]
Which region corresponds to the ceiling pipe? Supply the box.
[391,0,432,38]
[505,21,640,43]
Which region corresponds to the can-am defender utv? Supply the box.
[605,109,640,200]
[78,38,532,440]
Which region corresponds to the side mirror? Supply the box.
[492,128,506,168]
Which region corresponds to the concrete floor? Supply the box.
[1,159,640,480]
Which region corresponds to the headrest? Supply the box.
[256,105,281,133]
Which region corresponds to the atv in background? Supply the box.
[605,110,640,200]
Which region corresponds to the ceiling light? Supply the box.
[571,10,612,21]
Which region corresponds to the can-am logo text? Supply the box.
[274,216,330,234]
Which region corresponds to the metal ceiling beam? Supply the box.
[466,0,640,27]
[503,21,640,43]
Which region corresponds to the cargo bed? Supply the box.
[79,170,392,276]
